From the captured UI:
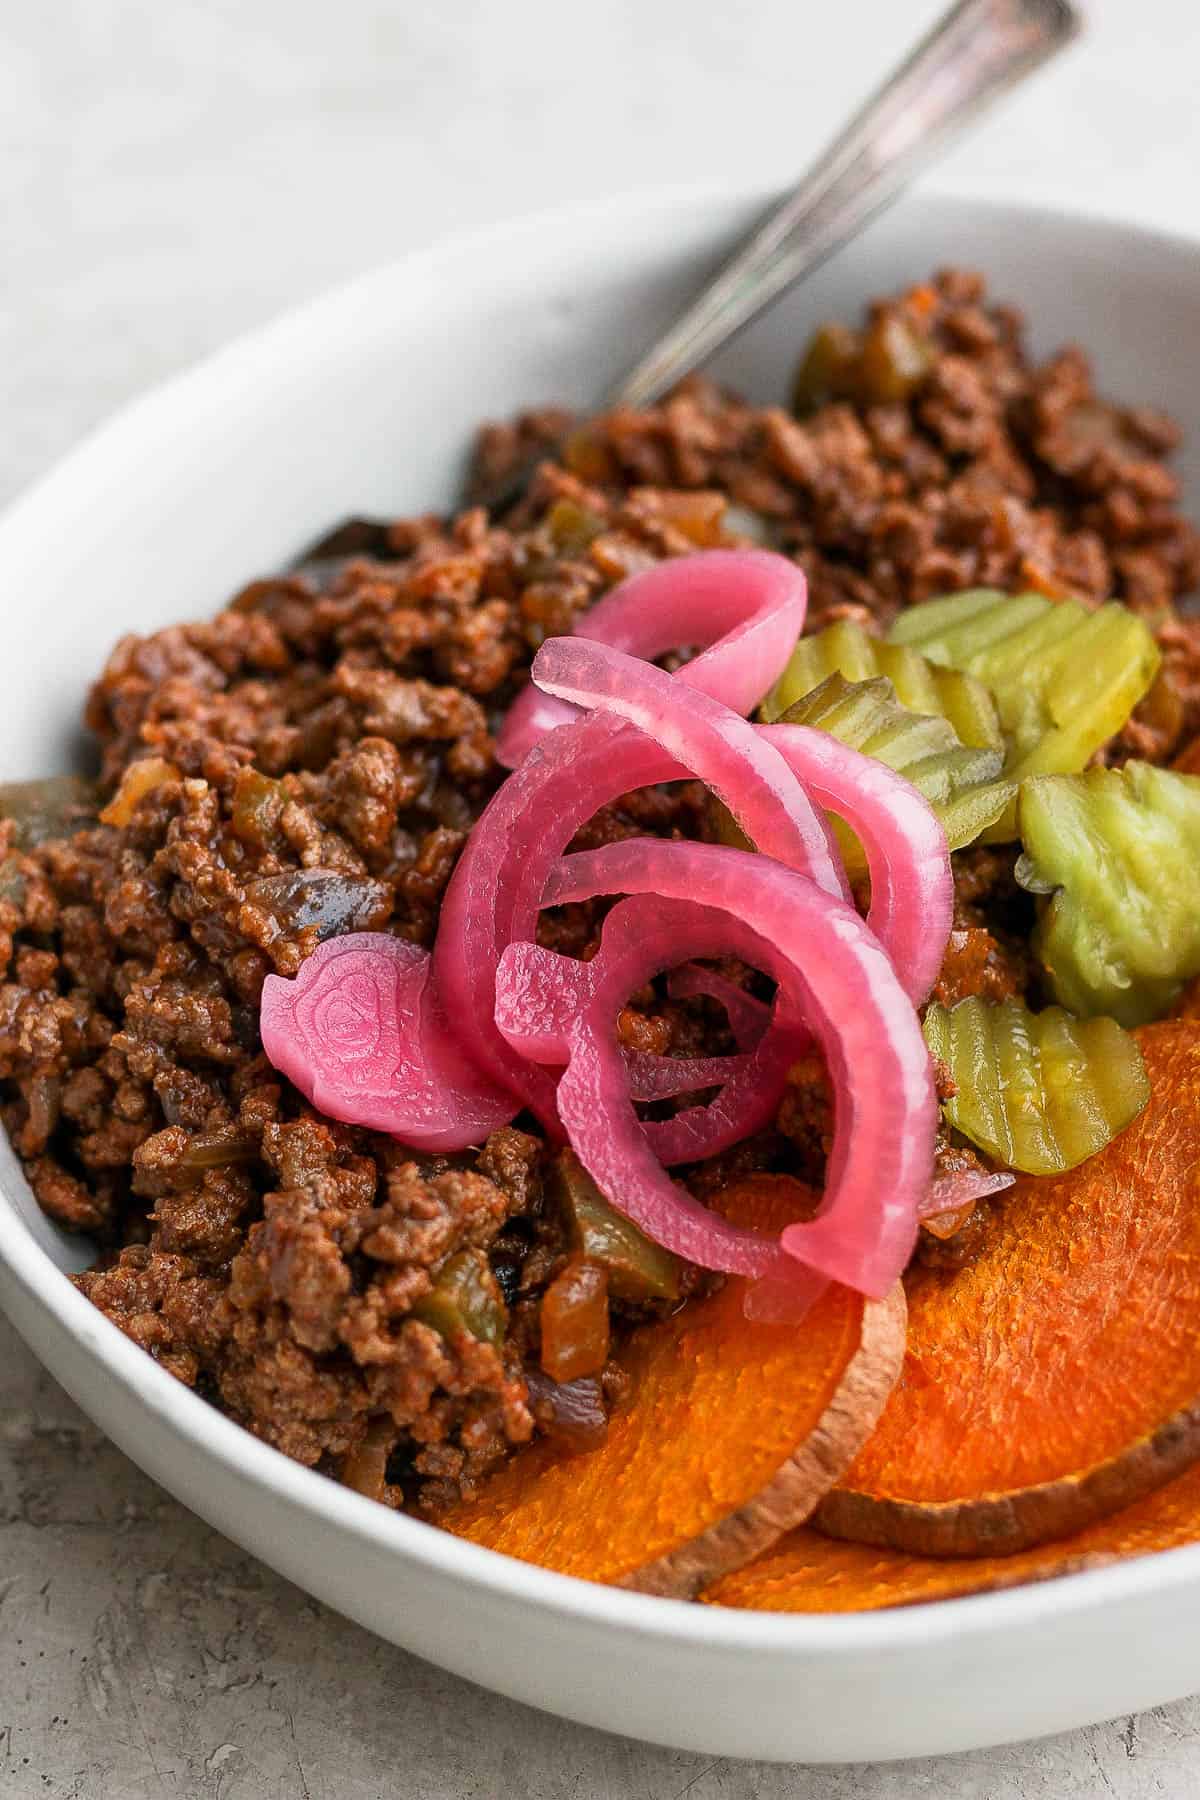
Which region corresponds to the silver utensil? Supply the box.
[611,0,1080,412]
[302,0,1080,552]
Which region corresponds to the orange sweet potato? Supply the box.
[706,1458,1200,1613]
[443,1176,906,1597]
[816,1022,1200,1558]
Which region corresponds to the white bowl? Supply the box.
[1,187,1198,1765]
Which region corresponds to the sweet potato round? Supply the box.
[816,1022,1200,1558]
[707,1459,1200,1613]
[444,1176,906,1597]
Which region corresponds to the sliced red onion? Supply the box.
[544,840,938,1298]
[642,1013,808,1167]
[625,1050,754,1103]
[758,722,953,1005]
[526,637,950,1002]
[666,964,770,1050]
[920,1166,1016,1219]
[495,902,824,1317]
[496,548,808,768]
[434,716,679,1129]
[491,876,805,1167]
[440,651,946,1159]
[434,691,846,1130]
[532,637,849,896]
[260,934,515,1151]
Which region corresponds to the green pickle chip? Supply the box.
[1018,762,1200,1026]
[888,590,1161,824]
[768,670,1014,874]
[762,617,1003,750]
[923,995,1150,1175]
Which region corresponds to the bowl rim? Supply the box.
[4,177,1200,1654]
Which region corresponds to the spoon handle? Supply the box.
[608,0,1080,411]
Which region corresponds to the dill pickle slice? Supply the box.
[923,995,1150,1174]
[1018,763,1200,1025]
[927,666,1006,754]
[775,673,1014,873]
[991,1001,1059,1173]
[762,618,1003,750]
[888,590,1161,791]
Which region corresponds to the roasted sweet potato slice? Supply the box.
[443,1176,906,1597]
[706,1459,1200,1613]
[816,1022,1200,1558]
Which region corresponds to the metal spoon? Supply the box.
[303,0,1080,554]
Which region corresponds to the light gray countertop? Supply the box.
[4,0,1200,1792]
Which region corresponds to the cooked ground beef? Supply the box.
[4,268,1199,1513]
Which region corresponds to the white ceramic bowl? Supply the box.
[2,187,1199,1765]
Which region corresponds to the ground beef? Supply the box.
[484,269,1199,634]
[5,268,1198,1512]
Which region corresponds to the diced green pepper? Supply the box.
[545,498,605,557]
[791,316,932,412]
[856,314,933,404]
[231,768,288,850]
[792,322,863,412]
[412,1249,508,1346]
[548,1151,682,1304]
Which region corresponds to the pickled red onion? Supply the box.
[529,636,952,1004]
[494,899,824,1317]
[758,722,953,1005]
[260,934,515,1151]
[434,715,678,1128]
[642,1010,808,1167]
[921,1167,1016,1218]
[487,926,793,1153]
[666,965,770,1050]
[495,548,808,769]
[624,1050,754,1103]
[531,637,848,894]
[544,838,937,1297]
[260,542,953,1304]
[438,545,837,1121]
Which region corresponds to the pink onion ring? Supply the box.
[473,923,787,1155]
[544,839,938,1297]
[632,947,806,1163]
[495,902,824,1319]
[666,964,770,1050]
[434,700,843,1128]
[531,637,848,893]
[532,638,952,1007]
[644,1011,808,1166]
[435,719,679,1127]
[496,548,808,768]
[624,1050,754,1103]
[437,680,948,1129]
[260,934,515,1151]
[759,722,953,1005]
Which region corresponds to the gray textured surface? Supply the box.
[5,0,1200,1793]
